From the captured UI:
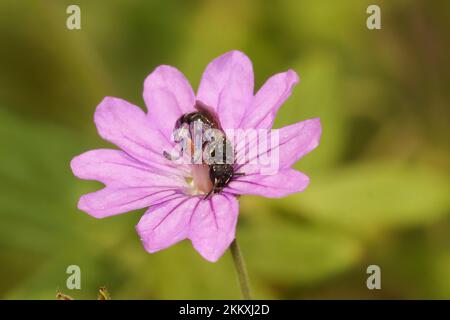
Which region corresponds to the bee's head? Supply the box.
[209,164,234,192]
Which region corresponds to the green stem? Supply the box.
[230,238,252,300]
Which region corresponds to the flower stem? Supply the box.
[230,238,252,300]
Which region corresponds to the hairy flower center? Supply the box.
[185,164,213,195]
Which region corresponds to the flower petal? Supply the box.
[136,196,199,253]
[71,149,185,187]
[71,149,186,218]
[197,50,254,129]
[144,65,196,140]
[188,194,239,262]
[93,97,183,173]
[236,118,322,174]
[226,169,309,198]
[78,187,182,218]
[240,70,299,129]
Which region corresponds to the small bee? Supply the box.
[166,101,244,198]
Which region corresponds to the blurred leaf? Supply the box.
[240,215,362,286]
[0,108,82,250]
[5,254,105,300]
[179,0,252,86]
[275,52,347,172]
[289,162,450,234]
[114,240,242,299]
[368,224,450,299]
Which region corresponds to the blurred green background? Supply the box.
[0,0,449,299]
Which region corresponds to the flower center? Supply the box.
[185,164,213,196]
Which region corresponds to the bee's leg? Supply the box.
[163,151,173,161]
[204,189,214,200]
[233,172,245,177]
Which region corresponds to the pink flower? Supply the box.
[70,50,321,262]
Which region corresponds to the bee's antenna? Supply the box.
[233,172,245,177]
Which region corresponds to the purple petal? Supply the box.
[240,70,299,129]
[93,97,184,173]
[275,118,322,169]
[226,169,309,198]
[70,149,186,218]
[197,50,254,129]
[236,118,322,174]
[144,65,196,140]
[137,194,239,263]
[188,194,239,262]
[78,187,181,219]
[136,196,199,253]
[71,149,184,187]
